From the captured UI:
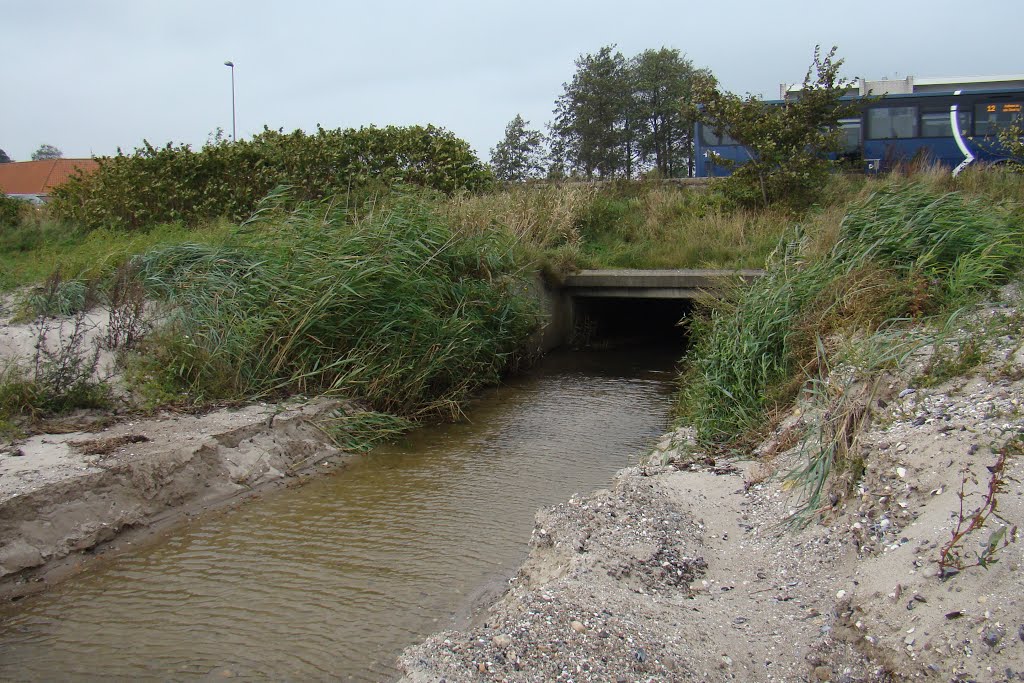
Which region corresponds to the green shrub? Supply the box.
[49,125,494,232]
[0,195,32,228]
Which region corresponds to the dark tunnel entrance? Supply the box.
[570,296,694,348]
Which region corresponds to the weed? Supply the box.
[30,312,109,413]
[937,437,1020,576]
[318,408,413,452]
[103,262,150,351]
[0,311,108,436]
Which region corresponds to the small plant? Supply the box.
[920,337,988,387]
[318,408,413,452]
[30,311,108,413]
[0,363,37,438]
[104,261,149,351]
[19,270,95,319]
[937,439,1020,576]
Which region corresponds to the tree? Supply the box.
[551,45,709,179]
[31,144,64,161]
[696,45,855,208]
[490,115,547,181]
[631,48,710,178]
[996,120,1024,169]
[552,46,632,179]
[0,149,11,163]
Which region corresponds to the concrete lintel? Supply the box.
[567,287,706,300]
[563,269,763,290]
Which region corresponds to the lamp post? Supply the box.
[224,60,236,142]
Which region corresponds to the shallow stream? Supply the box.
[0,347,677,681]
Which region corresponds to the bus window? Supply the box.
[867,106,919,139]
[921,109,971,138]
[838,118,861,153]
[975,102,1023,135]
[700,126,740,146]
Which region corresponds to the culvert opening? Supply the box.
[571,297,693,348]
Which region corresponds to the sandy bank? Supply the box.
[400,297,1024,681]
[0,398,347,598]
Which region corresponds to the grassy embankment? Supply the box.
[4,168,1021,452]
[675,165,1024,521]
[0,190,539,442]
[0,178,819,439]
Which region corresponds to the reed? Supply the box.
[678,179,1024,448]
[133,190,540,419]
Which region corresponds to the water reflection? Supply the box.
[0,347,677,681]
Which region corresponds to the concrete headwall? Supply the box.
[525,275,574,355]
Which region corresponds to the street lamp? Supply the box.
[224,60,236,142]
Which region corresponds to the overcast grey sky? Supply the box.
[3,0,1021,163]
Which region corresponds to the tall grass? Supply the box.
[133,191,539,418]
[678,179,1024,447]
[0,218,235,292]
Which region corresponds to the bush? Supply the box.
[0,195,32,229]
[697,46,855,210]
[49,125,494,232]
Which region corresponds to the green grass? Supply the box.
[677,176,1024,448]
[447,181,807,273]
[318,409,414,452]
[131,190,540,418]
[0,218,235,292]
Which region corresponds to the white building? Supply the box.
[780,74,1024,100]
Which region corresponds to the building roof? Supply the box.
[781,74,1024,99]
[0,158,100,195]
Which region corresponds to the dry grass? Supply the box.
[446,184,596,249]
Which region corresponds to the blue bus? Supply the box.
[694,87,1024,177]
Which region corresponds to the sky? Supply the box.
[3,0,1022,163]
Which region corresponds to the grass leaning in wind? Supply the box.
[318,409,414,452]
[132,190,540,420]
[678,179,1024,450]
[445,181,814,273]
[784,324,943,526]
[0,217,235,292]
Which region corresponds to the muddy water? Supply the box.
[0,348,677,681]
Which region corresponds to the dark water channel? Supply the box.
[0,347,678,681]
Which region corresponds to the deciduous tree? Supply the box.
[490,115,546,181]
[631,48,710,178]
[696,45,854,208]
[551,45,709,179]
[552,46,632,179]
[31,144,63,161]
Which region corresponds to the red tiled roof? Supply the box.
[0,159,100,195]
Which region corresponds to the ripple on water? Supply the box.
[0,348,676,681]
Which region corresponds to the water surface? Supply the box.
[0,347,677,681]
